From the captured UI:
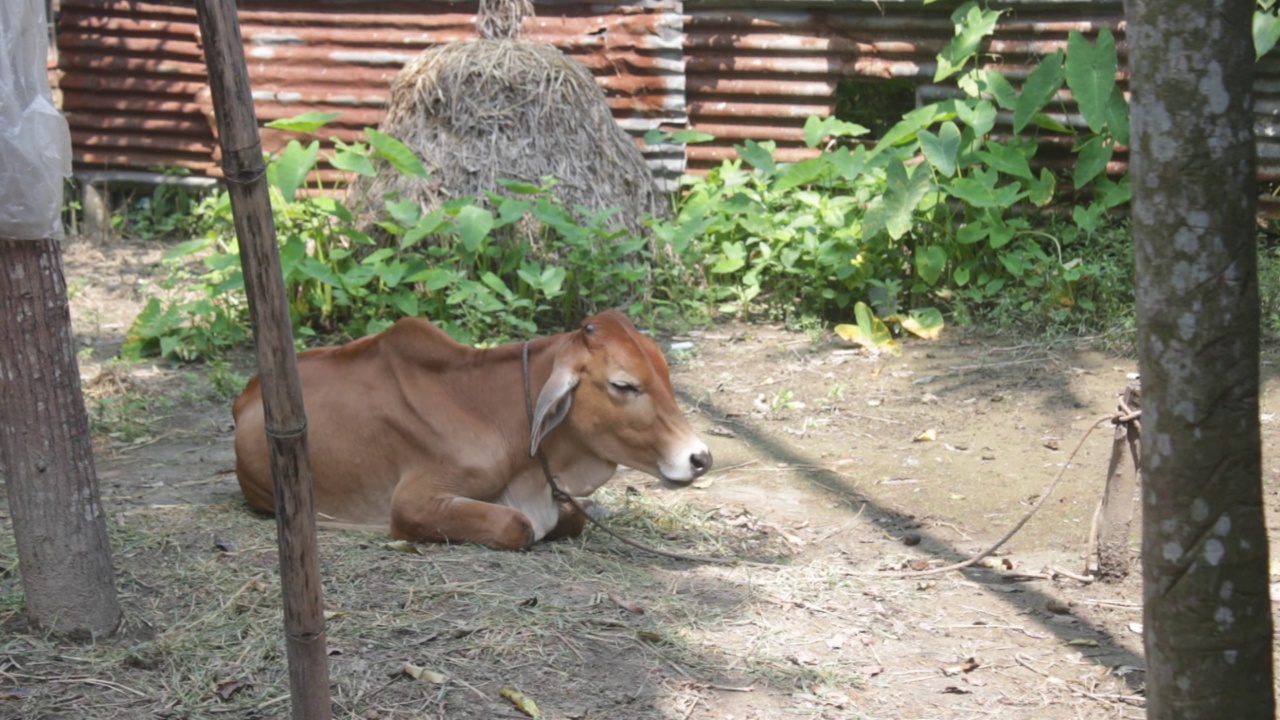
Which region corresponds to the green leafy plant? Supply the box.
[668,0,1133,338]
[124,119,708,361]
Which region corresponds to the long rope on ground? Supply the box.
[848,412,1122,579]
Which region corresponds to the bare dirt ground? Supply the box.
[3,236,1278,719]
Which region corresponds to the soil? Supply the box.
[4,235,1277,719]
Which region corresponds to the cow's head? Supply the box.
[531,309,712,488]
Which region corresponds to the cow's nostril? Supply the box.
[690,449,712,476]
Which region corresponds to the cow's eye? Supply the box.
[610,380,640,395]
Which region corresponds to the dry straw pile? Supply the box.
[352,0,664,237]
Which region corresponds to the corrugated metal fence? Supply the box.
[53,0,1280,193]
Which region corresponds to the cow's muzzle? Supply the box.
[661,447,713,488]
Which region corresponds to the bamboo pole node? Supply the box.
[267,422,309,440]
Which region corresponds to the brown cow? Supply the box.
[232,309,712,549]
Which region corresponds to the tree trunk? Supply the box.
[0,237,121,638]
[1127,0,1275,717]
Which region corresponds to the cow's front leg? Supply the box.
[391,488,535,550]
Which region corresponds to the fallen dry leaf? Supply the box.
[913,428,938,442]
[609,593,645,614]
[214,678,250,701]
[401,662,446,683]
[500,687,542,718]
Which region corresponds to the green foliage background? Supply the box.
[122,2,1218,361]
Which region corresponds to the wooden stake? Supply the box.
[192,1,332,717]
[1087,382,1141,580]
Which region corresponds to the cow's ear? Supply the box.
[531,365,578,456]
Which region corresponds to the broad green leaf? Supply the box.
[1065,29,1117,134]
[480,272,513,299]
[365,128,429,178]
[162,237,213,261]
[946,176,1001,208]
[1106,86,1130,146]
[362,248,396,266]
[775,156,830,191]
[265,111,341,132]
[736,140,776,173]
[391,290,419,317]
[270,140,319,202]
[1073,203,1104,234]
[978,141,1034,180]
[1026,167,1057,206]
[869,158,934,240]
[1093,174,1132,208]
[1073,136,1113,189]
[919,122,961,177]
[979,70,1019,110]
[803,116,869,147]
[455,205,494,252]
[874,103,947,153]
[497,178,545,194]
[385,197,421,228]
[935,3,1003,82]
[953,265,972,285]
[1031,113,1074,134]
[310,196,352,222]
[329,147,376,176]
[1256,10,1280,60]
[955,99,997,137]
[1013,50,1065,133]
[643,128,715,145]
[914,245,948,285]
[669,129,716,143]
[401,208,447,250]
[297,257,342,288]
[828,146,871,180]
[711,241,747,274]
[999,251,1028,277]
[803,115,827,148]
[834,302,899,353]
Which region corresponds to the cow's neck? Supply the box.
[509,333,618,496]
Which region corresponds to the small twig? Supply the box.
[937,623,1050,639]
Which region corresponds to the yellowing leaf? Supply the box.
[834,302,899,353]
[886,307,945,340]
[381,540,422,554]
[913,428,938,442]
[500,687,542,718]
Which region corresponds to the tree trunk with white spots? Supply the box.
[1127,0,1275,716]
[0,237,122,638]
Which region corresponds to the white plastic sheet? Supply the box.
[0,0,71,240]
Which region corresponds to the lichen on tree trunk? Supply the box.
[1127,0,1275,716]
[0,237,121,639]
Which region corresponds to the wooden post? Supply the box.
[192,1,332,717]
[1087,382,1141,580]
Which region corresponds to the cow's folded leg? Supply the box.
[391,494,535,550]
[542,499,588,541]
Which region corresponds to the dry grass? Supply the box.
[350,39,664,240]
[0,484,895,719]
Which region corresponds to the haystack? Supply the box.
[351,1,665,239]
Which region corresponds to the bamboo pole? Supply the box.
[192,1,332,717]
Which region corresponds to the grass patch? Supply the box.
[0,482,900,718]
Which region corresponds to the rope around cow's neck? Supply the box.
[520,341,754,565]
